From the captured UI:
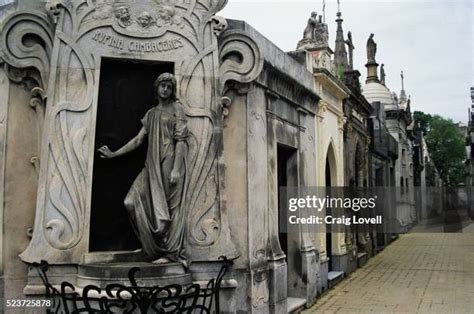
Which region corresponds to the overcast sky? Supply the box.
[220,0,473,123]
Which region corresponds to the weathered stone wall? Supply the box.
[224,19,319,313]
[386,115,416,231]
[3,80,40,301]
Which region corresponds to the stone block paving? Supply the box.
[305,232,474,313]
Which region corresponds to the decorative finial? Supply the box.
[399,71,407,103]
[323,0,326,24]
[380,64,386,85]
[334,5,348,73]
[337,0,341,13]
[401,70,405,90]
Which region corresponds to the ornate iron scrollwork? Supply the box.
[33,257,232,313]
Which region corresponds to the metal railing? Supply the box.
[33,257,232,313]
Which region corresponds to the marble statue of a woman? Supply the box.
[366,33,377,63]
[98,73,188,266]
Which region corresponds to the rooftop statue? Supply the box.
[302,11,319,41]
[297,11,329,50]
[367,33,377,63]
[345,31,355,70]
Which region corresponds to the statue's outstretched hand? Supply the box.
[98,145,115,159]
[170,168,180,185]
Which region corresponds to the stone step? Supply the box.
[328,271,344,288]
[287,297,306,313]
[357,252,368,268]
[82,249,145,264]
[77,262,191,288]
[375,245,385,254]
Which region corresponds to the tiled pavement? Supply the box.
[305,230,474,313]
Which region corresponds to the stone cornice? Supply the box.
[313,68,350,100]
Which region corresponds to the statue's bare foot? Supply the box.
[152,257,171,264]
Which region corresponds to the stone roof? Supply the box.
[362,81,395,108]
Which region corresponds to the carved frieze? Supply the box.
[313,50,336,76]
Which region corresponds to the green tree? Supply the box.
[413,111,432,135]
[415,113,465,185]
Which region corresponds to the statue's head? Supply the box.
[154,73,177,100]
[115,6,130,21]
[137,11,153,28]
[311,11,317,18]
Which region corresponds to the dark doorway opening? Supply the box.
[277,145,297,258]
[325,157,333,271]
[354,143,363,187]
[375,167,384,186]
[390,167,395,186]
[90,58,174,252]
[277,144,298,297]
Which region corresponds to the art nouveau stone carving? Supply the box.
[219,30,263,94]
[0,10,53,90]
[1,62,48,175]
[0,0,263,265]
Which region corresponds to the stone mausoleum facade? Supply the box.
[0,1,439,313]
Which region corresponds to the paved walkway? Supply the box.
[305,231,474,313]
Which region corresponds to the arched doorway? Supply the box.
[325,143,337,272]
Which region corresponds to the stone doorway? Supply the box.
[325,157,333,272]
[277,144,298,296]
[325,143,337,272]
[90,58,174,252]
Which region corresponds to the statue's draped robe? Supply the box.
[367,38,377,62]
[303,17,317,40]
[125,103,188,261]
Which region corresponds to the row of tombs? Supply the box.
[0,1,444,312]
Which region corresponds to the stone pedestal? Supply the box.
[365,61,380,84]
[268,257,288,314]
[319,257,329,294]
[331,252,349,274]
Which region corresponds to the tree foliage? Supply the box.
[414,111,465,185]
[413,111,432,135]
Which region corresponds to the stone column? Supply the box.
[0,62,8,276]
